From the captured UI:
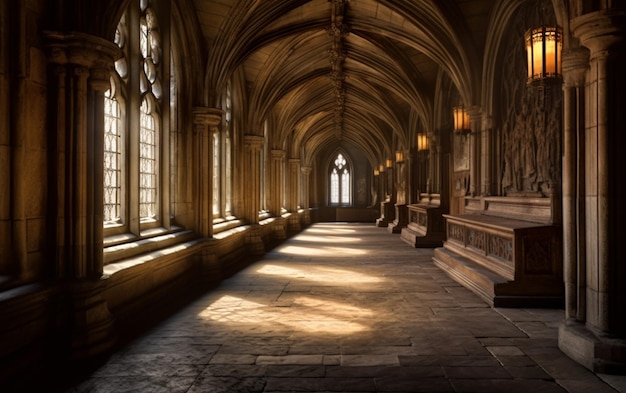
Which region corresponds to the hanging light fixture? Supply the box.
[453,106,470,134]
[525,25,562,83]
[379,164,385,173]
[374,168,380,176]
[385,158,393,168]
[417,133,428,151]
[395,150,404,163]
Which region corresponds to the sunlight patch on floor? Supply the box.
[257,264,384,283]
[294,235,362,243]
[276,245,367,256]
[306,227,357,234]
[198,295,370,335]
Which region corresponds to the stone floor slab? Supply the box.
[47,224,625,393]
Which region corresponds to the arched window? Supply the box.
[104,0,173,238]
[329,152,351,206]
[213,80,233,220]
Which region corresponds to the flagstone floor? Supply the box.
[56,223,626,392]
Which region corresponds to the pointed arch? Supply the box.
[328,150,353,206]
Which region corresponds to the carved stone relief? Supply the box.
[498,2,562,197]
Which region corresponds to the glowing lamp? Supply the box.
[525,26,562,82]
[395,150,404,163]
[417,133,428,151]
[453,106,470,134]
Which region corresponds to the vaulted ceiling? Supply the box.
[190,0,498,164]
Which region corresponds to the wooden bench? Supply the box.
[433,197,563,308]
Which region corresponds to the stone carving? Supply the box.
[499,8,562,197]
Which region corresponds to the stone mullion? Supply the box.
[270,150,285,216]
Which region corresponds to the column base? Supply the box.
[559,319,626,375]
[67,280,116,360]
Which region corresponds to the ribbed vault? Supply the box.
[194,0,494,167]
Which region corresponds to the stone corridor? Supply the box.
[50,224,625,392]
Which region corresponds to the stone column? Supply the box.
[243,135,265,254]
[270,150,285,217]
[559,10,626,374]
[301,166,312,224]
[192,108,222,238]
[287,158,301,232]
[480,114,492,196]
[45,31,120,359]
[468,107,482,197]
[561,48,589,322]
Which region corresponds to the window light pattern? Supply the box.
[140,99,158,219]
[104,89,122,224]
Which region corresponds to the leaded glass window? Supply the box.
[329,153,351,206]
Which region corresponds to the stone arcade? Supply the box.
[0,0,625,388]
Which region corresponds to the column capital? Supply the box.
[244,135,265,149]
[44,31,121,69]
[288,158,301,165]
[301,166,312,175]
[271,150,286,160]
[571,10,626,57]
[192,107,223,127]
[562,47,590,87]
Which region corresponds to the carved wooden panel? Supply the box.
[488,235,513,262]
[448,223,464,243]
[467,228,486,252]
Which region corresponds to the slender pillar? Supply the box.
[480,114,492,196]
[243,135,265,254]
[561,48,589,322]
[192,108,222,238]
[301,166,312,224]
[468,107,482,197]
[270,150,285,217]
[287,158,301,232]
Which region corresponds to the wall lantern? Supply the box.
[452,106,470,134]
[379,164,385,173]
[395,150,404,163]
[385,158,393,168]
[525,26,562,82]
[374,168,380,176]
[417,133,428,151]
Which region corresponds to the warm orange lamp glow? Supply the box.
[385,159,393,168]
[374,168,380,176]
[417,133,428,151]
[395,150,404,163]
[379,164,385,173]
[453,106,470,134]
[525,26,562,82]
